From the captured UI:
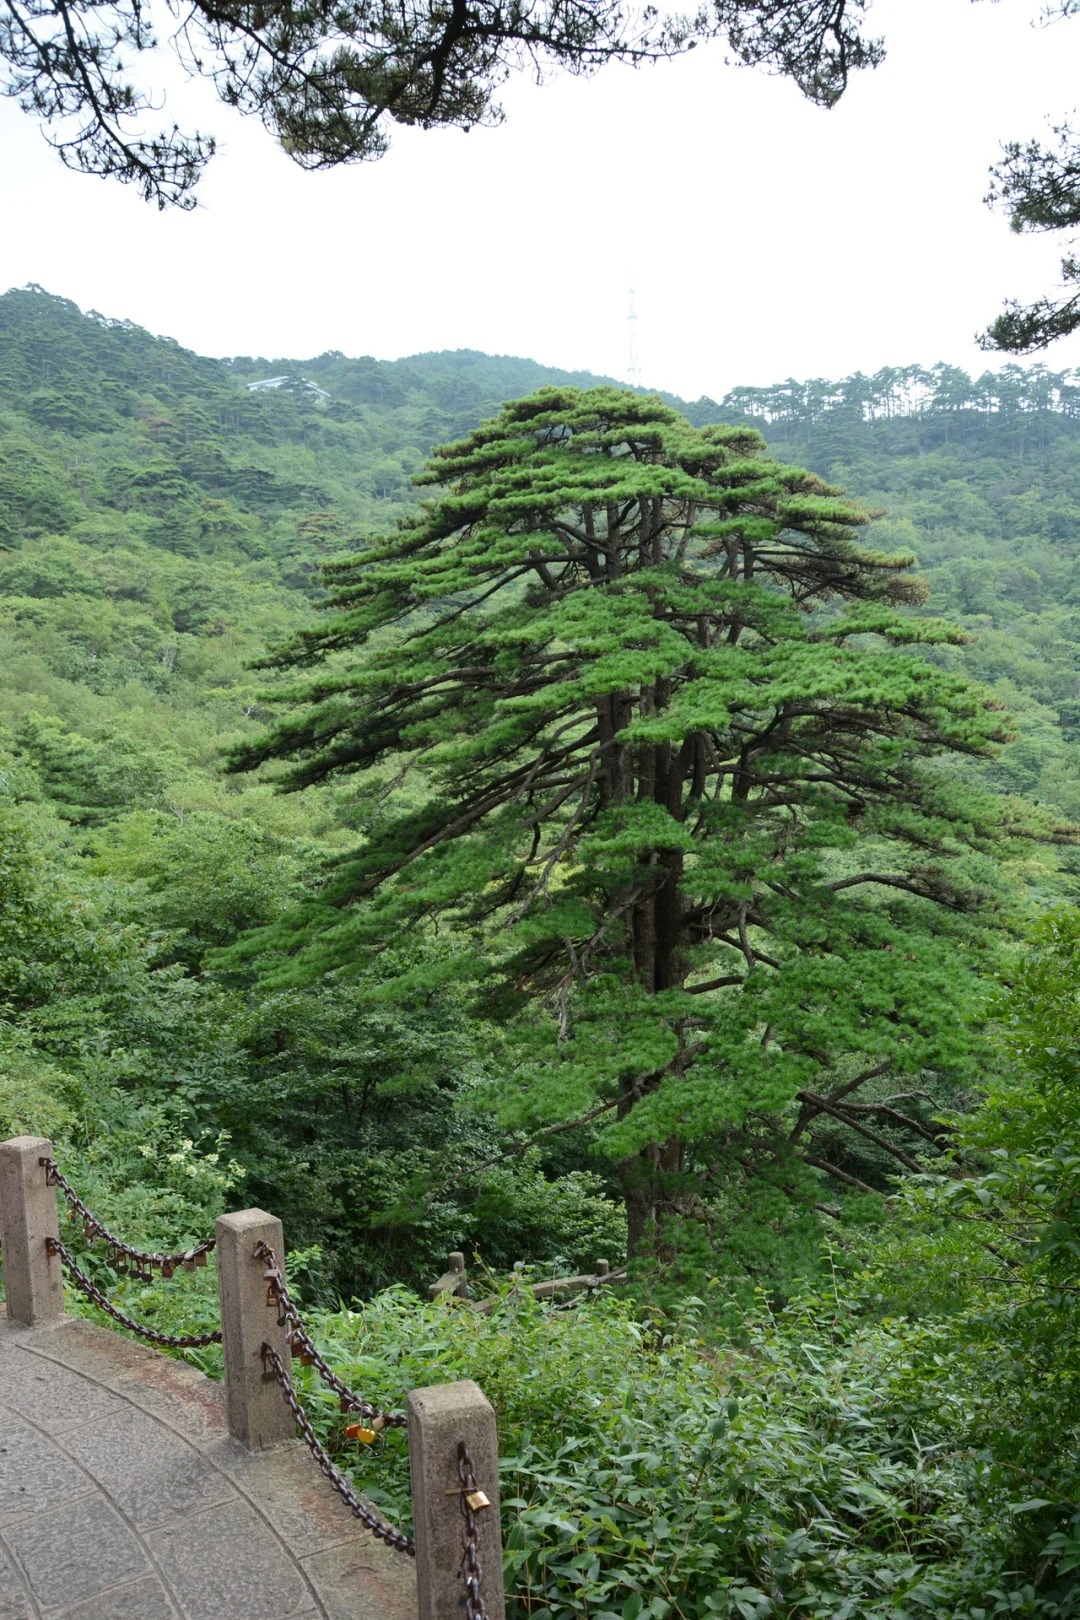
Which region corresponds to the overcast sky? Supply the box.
[2,0,1079,400]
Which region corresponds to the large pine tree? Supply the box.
[232,387,1013,1249]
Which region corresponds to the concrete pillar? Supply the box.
[407,1379,505,1620]
[0,1136,63,1326]
[216,1209,294,1449]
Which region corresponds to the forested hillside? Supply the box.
[3,286,1080,1616]
[3,282,1079,1247]
[731,368,1080,832]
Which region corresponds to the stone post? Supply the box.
[407,1379,505,1620]
[0,1136,63,1326]
[428,1251,468,1300]
[216,1209,294,1449]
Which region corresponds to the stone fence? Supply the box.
[0,1134,505,1620]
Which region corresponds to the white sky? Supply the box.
[2,0,1080,400]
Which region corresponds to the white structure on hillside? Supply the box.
[245,375,331,404]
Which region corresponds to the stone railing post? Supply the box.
[407,1379,505,1620]
[428,1251,468,1300]
[0,1136,63,1326]
[216,1209,294,1449]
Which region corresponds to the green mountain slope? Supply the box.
[4,284,1080,836]
[740,374,1080,828]
[4,298,1080,1619]
[0,289,729,812]
[1,283,1079,1300]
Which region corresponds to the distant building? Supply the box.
[245,376,331,404]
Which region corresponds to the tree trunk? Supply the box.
[618,727,690,1259]
[621,1136,687,1260]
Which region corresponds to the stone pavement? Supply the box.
[0,1313,418,1619]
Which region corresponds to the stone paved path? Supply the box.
[0,1314,417,1619]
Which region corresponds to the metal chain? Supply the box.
[261,1344,415,1557]
[46,1238,223,1350]
[457,1443,489,1620]
[254,1242,406,1429]
[41,1157,216,1277]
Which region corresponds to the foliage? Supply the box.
[983,6,1080,353]
[231,384,1024,1252]
[1,292,1079,1614]
[17,1113,245,1371]
[0,2,890,206]
[271,1273,1072,1619]
[0,290,1077,1273]
[834,914,1080,1620]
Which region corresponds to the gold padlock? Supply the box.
[346,1423,378,1445]
[466,1490,491,1512]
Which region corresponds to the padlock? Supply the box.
[195,1250,208,1268]
[345,1423,378,1445]
[182,1255,196,1272]
[465,1490,491,1512]
[161,1260,174,1280]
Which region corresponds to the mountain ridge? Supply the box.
[1,284,1079,843]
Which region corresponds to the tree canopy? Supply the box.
[231,385,1021,1249]
[1,0,882,205]
[984,80,1080,352]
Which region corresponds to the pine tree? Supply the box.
[2,2,879,206]
[232,387,1014,1249]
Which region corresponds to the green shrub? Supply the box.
[284,1279,1075,1619]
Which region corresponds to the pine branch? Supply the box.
[796,1091,926,1174]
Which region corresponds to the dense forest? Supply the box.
[2,285,1079,1617]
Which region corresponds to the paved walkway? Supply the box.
[0,1314,417,1619]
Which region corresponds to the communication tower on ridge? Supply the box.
[627,288,642,388]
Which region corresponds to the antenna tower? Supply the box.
[627,287,642,388]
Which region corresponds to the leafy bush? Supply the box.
[282,1278,1076,1620]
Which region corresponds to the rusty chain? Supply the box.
[254,1241,406,1429]
[46,1237,223,1349]
[261,1343,415,1556]
[41,1157,216,1277]
[457,1442,489,1620]
[38,1163,494,1606]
